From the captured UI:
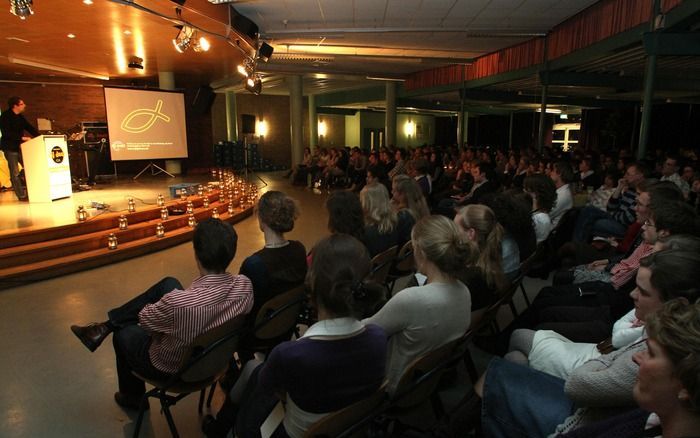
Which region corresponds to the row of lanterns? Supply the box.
[85,170,260,250]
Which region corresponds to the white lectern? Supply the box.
[21,135,72,202]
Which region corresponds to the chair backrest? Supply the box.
[178,313,247,383]
[254,284,306,340]
[369,245,398,285]
[304,383,387,438]
[393,240,415,273]
[391,336,461,409]
[469,272,522,332]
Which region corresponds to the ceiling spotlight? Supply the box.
[192,35,210,52]
[173,25,194,53]
[237,57,255,77]
[245,74,262,95]
[10,0,34,19]
[128,56,144,69]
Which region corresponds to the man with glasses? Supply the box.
[0,96,39,201]
[573,163,648,243]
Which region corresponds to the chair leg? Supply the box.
[508,300,518,319]
[198,388,205,414]
[520,282,531,307]
[162,403,179,438]
[206,382,217,408]
[463,349,479,383]
[132,393,152,438]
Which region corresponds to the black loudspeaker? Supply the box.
[241,114,256,134]
[192,85,216,115]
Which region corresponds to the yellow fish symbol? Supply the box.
[121,99,171,133]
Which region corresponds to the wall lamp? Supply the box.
[9,0,33,19]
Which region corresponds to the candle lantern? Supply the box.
[160,207,169,221]
[156,194,165,207]
[203,197,210,208]
[228,202,235,215]
[118,215,128,230]
[156,223,165,238]
[212,209,219,219]
[186,201,194,214]
[107,233,118,250]
[127,198,136,213]
[77,205,88,222]
[187,214,196,227]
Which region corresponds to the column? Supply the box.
[308,94,318,150]
[537,82,548,153]
[225,91,238,142]
[637,0,662,160]
[385,82,397,148]
[289,75,304,166]
[508,112,514,150]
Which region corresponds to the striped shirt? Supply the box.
[610,242,654,290]
[606,189,638,227]
[139,273,253,374]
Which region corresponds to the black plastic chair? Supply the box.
[131,314,247,438]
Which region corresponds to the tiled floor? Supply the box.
[0,172,547,437]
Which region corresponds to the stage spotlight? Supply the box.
[245,74,262,95]
[257,42,274,63]
[10,0,34,19]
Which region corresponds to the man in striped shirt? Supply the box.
[573,163,648,243]
[71,219,253,410]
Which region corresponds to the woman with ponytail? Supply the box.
[203,234,387,438]
[454,204,508,310]
[364,215,474,393]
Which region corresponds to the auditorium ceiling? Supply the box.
[1,0,699,115]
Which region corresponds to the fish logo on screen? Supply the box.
[120,99,171,133]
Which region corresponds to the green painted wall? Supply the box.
[344,112,360,147]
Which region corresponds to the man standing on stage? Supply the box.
[0,96,39,201]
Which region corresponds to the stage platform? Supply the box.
[0,173,258,289]
[0,175,217,234]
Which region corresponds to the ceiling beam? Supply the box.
[314,86,385,106]
[543,71,700,93]
[642,32,700,56]
[458,89,638,108]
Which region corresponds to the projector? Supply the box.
[128,56,144,70]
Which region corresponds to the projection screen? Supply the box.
[104,87,188,161]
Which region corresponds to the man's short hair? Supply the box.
[553,161,574,183]
[192,218,237,273]
[7,96,22,109]
[653,200,700,237]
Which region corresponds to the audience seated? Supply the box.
[391,174,430,246]
[203,234,387,438]
[454,204,507,310]
[523,174,557,243]
[555,300,700,438]
[549,161,575,227]
[359,183,400,257]
[586,169,619,211]
[325,190,364,242]
[363,215,473,393]
[505,249,700,380]
[574,162,648,242]
[483,197,700,355]
[70,219,253,410]
[483,192,537,278]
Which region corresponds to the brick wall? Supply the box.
[0,77,214,174]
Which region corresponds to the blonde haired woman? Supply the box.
[454,204,507,310]
[364,215,475,392]
[392,174,430,245]
[360,183,399,257]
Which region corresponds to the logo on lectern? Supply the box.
[51,146,64,163]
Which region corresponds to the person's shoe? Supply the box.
[70,323,111,352]
[201,414,229,438]
[114,392,149,411]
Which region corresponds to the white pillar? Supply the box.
[385,82,397,147]
[308,94,318,150]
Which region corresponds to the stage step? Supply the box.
[0,191,254,290]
